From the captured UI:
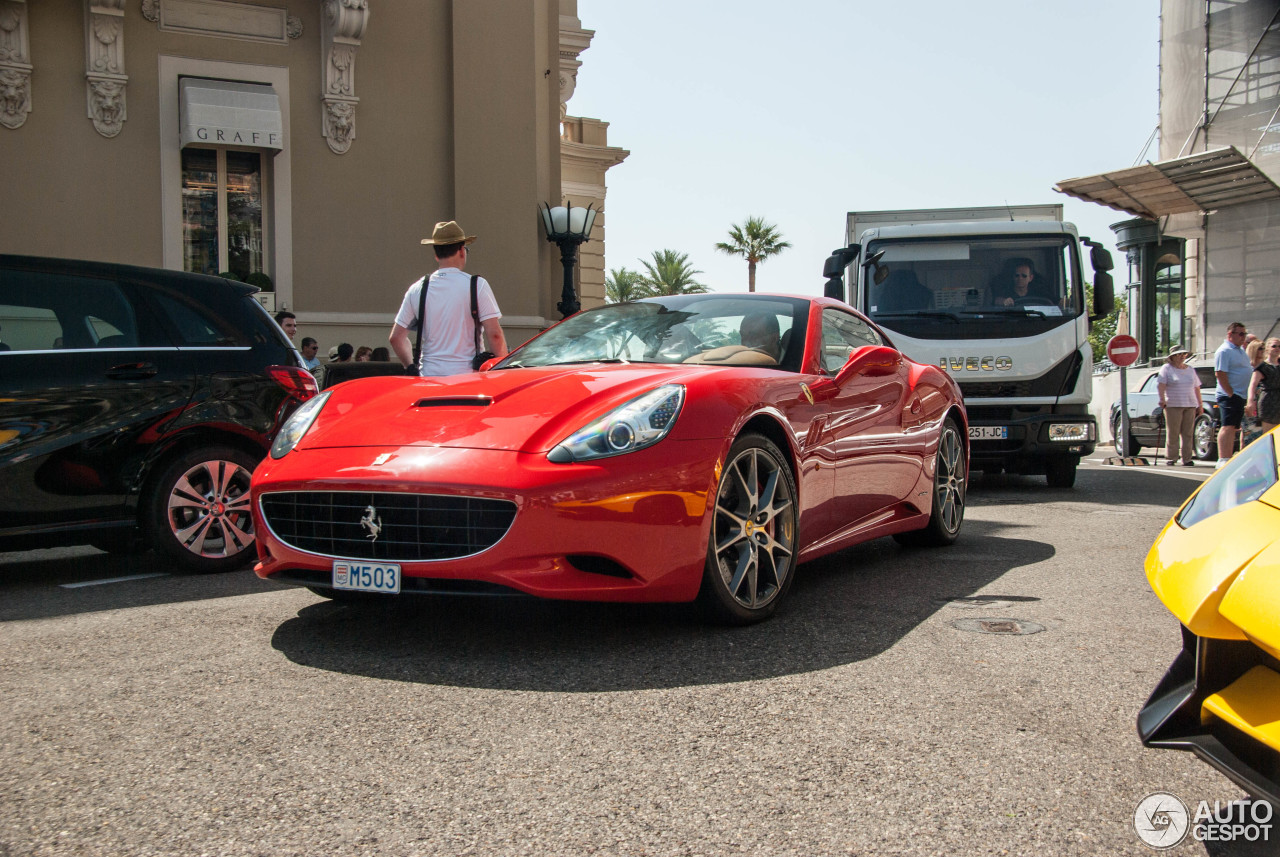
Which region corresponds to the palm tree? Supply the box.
[639,250,708,295]
[715,217,791,292]
[605,267,650,303]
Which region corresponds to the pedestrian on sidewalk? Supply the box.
[1214,322,1252,466]
[389,220,508,377]
[1157,346,1202,466]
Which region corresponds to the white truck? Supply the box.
[823,205,1116,487]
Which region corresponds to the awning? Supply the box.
[180,78,283,151]
[1054,146,1280,219]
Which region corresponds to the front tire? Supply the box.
[143,445,259,573]
[698,433,798,625]
[895,418,966,547]
[1045,457,1077,488]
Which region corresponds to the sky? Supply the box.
[568,1,1160,298]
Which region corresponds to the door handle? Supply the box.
[106,362,158,380]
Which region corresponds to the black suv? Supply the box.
[0,255,317,572]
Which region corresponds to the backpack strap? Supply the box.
[470,274,483,357]
[411,274,429,369]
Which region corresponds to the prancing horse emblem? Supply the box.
[360,505,383,541]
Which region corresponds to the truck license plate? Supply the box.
[969,426,1008,440]
[333,560,400,594]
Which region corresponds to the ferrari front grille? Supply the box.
[259,491,517,561]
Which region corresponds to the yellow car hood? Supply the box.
[1145,447,1280,652]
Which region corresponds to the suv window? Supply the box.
[820,308,883,373]
[148,290,241,346]
[0,267,169,350]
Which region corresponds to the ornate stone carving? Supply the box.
[88,76,126,136]
[286,14,302,39]
[558,14,592,138]
[141,0,159,23]
[320,0,368,155]
[85,0,127,137]
[0,0,31,129]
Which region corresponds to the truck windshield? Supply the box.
[862,236,1080,340]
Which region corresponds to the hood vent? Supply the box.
[413,396,493,408]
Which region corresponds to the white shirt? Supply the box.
[394,267,501,377]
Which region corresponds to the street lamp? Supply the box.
[540,200,597,318]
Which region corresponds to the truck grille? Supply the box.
[259,491,516,561]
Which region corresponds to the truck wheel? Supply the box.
[1193,414,1218,461]
[1045,457,1077,488]
[142,445,259,573]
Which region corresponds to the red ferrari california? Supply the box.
[251,293,967,623]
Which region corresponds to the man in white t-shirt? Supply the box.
[389,220,508,377]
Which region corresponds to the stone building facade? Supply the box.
[0,0,626,353]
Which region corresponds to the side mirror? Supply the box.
[1092,271,1115,318]
[835,345,902,385]
[478,356,500,372]
[822,244,860,301]
[1091,246,1114,273]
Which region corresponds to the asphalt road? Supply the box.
[0,459,1272,856]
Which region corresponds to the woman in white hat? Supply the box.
[1157,346,1203,465]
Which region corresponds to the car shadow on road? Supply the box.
[268,518,1053,692]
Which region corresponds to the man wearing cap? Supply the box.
[389,220,508,377]
[1214,321,1252,464]
[1157,345,1202,466]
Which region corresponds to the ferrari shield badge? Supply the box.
[800,383,814,405]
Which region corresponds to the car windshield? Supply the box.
[1176,435,1278,529]
[497,295,811,371]
[862,235,1081,341]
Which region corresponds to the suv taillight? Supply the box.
[267,365,319,402]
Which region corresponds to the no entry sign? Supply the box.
[1106,334,1141,368]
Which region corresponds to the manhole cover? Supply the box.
[951,617,1045,636]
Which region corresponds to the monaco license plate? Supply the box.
[333,560,401,594]
[969,425,1008,441]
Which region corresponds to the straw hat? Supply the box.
[421,220,477,246]
[1166,346,1191,360]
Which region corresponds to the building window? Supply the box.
[181,148,265,280]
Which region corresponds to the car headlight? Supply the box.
[270,390,330,459]
[1176,434,1277,528]
[548,385,685,463]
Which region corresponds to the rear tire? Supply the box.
[1045,457,1077,488]
[697,433,798,625]
[1193,414,1218,461]
[1112,415,1140,456]
[143,445,259,573]
[895,418,966,547]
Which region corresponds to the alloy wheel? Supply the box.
[165,458,256,560]
[711,444,796,610]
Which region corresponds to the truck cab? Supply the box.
[828,208,1115,487]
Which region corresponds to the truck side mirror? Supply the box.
[1093,271,1115,317]
[822,244,861,301]
[1090,246,1114,272]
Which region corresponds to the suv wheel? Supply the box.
[143,445,259,573]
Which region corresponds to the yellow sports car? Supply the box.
[1139,426,1280,805]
